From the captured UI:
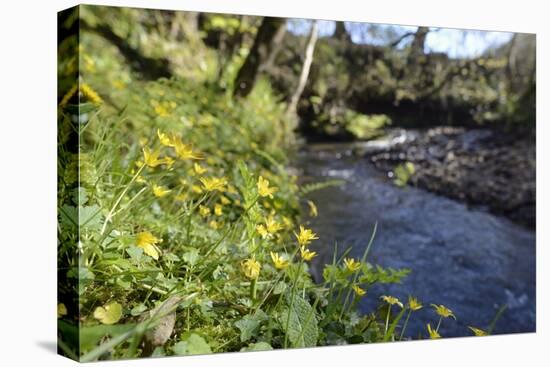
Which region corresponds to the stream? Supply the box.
[296,137,536,338]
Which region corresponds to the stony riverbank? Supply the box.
[363,127,536,228]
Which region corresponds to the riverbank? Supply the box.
[362,127,535,228]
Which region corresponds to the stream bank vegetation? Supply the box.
[58,5,526,361]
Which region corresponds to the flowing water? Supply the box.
[296,138,536,338]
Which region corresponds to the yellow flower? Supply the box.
[209,220,219,229]
[142,147,172,168]
[226,184,238,194]
[175,192,188,202]
[220,196,231,205]
[257,216,282,239]
[59,83,78,107]
[154,105,170,117]
[300,247,317,261]
[200,177,227,192]
[431,304,456,319]
[194,163,207,175]
[163,156,175,169]
[408,296,423,311]
[282,216,293,228]
[152,184,171,198]
[468,326,487,336]
[136,231,162,259]
[192,185,203,194]
[270,252,289,270]
[257,176,277,198]
[307,200,318,217]
[380,295,404,308]
[427,323,441,339]
[80,83,103,105]
[157,129,175,147]
[352,284,366,297]
[57,303,68,319]
[241,258,261,279]
[174,140,203,160]
[294,225,319,246]
[257,224,269,239]
[343,258,361,272]
[214,204,223,216]
[199,205,211,218]
[265,216,282,234]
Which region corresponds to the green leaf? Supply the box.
[72,187,89,206]
[234,311,267,342]
[130,303,147,316]
[383,307,407,342]
[126,246,143,263]
[280,296,319,348]
[151,346,166,357]
[59,204,103,230]
[79,205,103,230]
[79,323,135,352]
[182,248,200,266]
[93,302,123,325]
[172,333,212,356]
[59,205,78,229]
[240,341,273,352]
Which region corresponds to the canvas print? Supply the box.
[57,4,536,361]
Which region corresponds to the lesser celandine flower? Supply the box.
[192,185,203,194]
[136,231,162,260]
[468,326,487,336]
[270,252,289,270]
[152,184,171,198]
[264,216,282,235]
[408,296,423,311]
[194,163,207,175]
[226,184,238,195]
[199,205,211,218]
[257,176,277,198]
[352,284,366,297]
[143,147,172,168]
[241,258,261,279]
[381,295,404,308]
[220,196,231,205]
[200,177,227,192]
[174,140,203,160]
[300,247,317,261]
[80,83,103,105]
[57,303,68,319]
[343,258,361,272]
[427,323,441,339]
[214,204,223,216]
[431,304,456,319]
[157,129,176,147]
[294,225,319,247]
[257,225,269,239]
[209,220,219,229]
[307,200,318,217]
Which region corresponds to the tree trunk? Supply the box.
[286,21,319,116]
[407,26,429,65]
[260,24,287,73]
[333,21,351,43]
[233,17,286,98]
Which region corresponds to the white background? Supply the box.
[0,0,546,365]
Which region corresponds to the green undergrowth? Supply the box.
[57,9,492,361]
